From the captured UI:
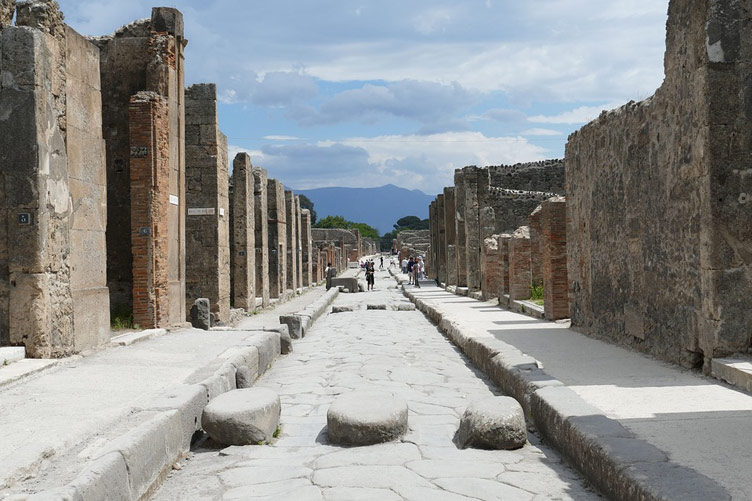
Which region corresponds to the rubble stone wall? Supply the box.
[284,190,298,293]
[566,0,752,368]
[229,153,254,311]
[267,179,286,299]
[252,167,269,307]
[185,83,230,321]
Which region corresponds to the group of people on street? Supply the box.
[401,255,424,287]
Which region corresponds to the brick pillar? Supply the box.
[528,205,544,287]
[252,167,269,307]
[542,197,569,320]
[301,209,313,287]
[295,196,303,290]
[481,235,502,301]
[498,234,512,297]
[129,92,170,328]
[508,227,532,301]
[267,179,286,299]
[185,83,231,321]
[284,190,298,293]
[230,153,255,310]
[437,194,447,284]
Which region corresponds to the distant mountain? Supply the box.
[292,184,436,235]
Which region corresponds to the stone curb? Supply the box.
[279,287,339,338]
[25,334,283,500]
[401,285,731,501]
[110,328,168,347]
[26,290,340,500]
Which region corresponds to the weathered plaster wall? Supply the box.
[566,0,752,368]
[185,83,230,321]
[0,5,109,356]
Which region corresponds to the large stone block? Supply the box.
[201,388,281,446]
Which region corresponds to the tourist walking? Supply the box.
[366,260,375,291]
[413,258,422,288]
[407,256,415,284]
[401,257,408,274]
[379,256,384,269]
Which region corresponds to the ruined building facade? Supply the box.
[0,2,325,357]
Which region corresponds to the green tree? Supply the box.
[314,215,379,241]
[393,215,429,231]
[298,194,317,224]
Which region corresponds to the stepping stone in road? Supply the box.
[331,305,356,313]
[202,388,281,446]
[366,304,387,310]
[327,391,408,446]
[455,397,527,450]
[394,303,416,311]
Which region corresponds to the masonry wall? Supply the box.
[498,234,512,297]
[284,190,298,293]
[566,0,752,368]
[508,227,532,300]
[0,9,110,356]
[229,153,255,311]
[436,194,447,284]
[185,83,230,321]
[481,236,502,301]
[488,160,565,193]
[295,196,303,290]
[301,209,313,287]
[528,205,544,287]
[267,179,286,299]
[444,187,457,285]
[454,170,468,287]
[252,167,269,307]
[95,8,186,325]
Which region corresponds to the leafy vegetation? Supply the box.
[298,194,317,224]
[379,215,430,250]
[111,303,135,330]
[314,215,379,241]
[530,283,544,306]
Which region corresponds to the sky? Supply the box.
[57,0,670,196]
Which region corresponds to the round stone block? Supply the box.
[327,391,408,446]
[456,397,527,450]
[201,388,280,446]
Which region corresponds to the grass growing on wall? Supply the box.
[530,282,544,306]
[111,303,135,330]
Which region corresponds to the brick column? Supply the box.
[267,179,287,299]
[508,227,532,300]
[301,209,313,287]
[528,205,544,288]
[252,167,269,307]
[129,92,170,328]
[185,83,231,321]
[498,234,512,298]
[481,235,502,301]
[542,197,569,320]
[230,153,255,310]
[284,190,298,293]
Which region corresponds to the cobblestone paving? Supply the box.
[153,269,600,500]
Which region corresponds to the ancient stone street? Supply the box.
[152,268,599,501]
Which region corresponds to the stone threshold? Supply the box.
[711,355,752,393]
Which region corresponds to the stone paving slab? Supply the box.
[0,286,330,496]
[403,282,752,500]
[152,268,600,500]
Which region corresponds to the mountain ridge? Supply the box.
[291,184,436,235]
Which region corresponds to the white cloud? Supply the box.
[264,135,303,141]
[413,8,454,35]
[521,128,562,136]
[528,102,624,124]
[255,132,547,193]
[221,70,318,106]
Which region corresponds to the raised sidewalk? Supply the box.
[0,286,336,499]
[402,281,752,501]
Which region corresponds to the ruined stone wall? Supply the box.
[443,187,457,285]
[284,190,297,293]
[252,167,269,307]
[498,234,512,297]
[267,179,287,299]
[301,209,313,287]
[229,153,254,311]
[528,205,543,287]
[295,196,303,289]
[462,166,484,291]
[0,6,109,356]
[566,0,752,368]
[487,160,565,194]
[94,8,186,325]
[185,83,230,321]
[454,170,467,287]
[481,236,502,301]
